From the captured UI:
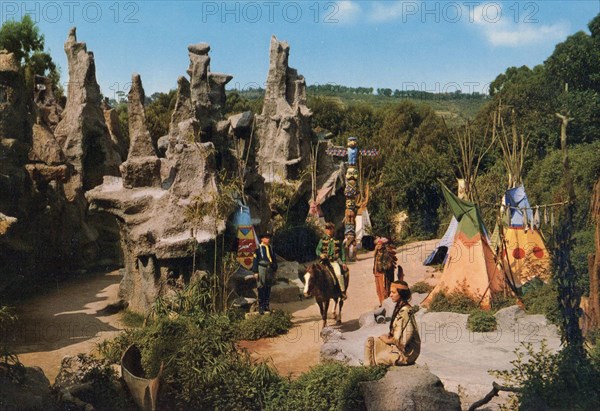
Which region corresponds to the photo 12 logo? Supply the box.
[200,1,343,24]
[0,1,140,24]
[397,1,539,24]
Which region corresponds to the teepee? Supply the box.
[494,106,551,288]
[424,180,465,266]
[501,186,552,287]
[422,183,509,309]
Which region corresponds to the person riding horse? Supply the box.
[316,222,348,300]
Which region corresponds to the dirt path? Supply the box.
[240,240,440,377]
[10,240,441,382]
[11,270,124,383]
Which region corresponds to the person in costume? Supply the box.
[364,281,420,366]
[316,222,348,300]
[373,237,398,304]
[252,232,278,314]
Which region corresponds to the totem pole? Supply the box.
[327,136,379,261]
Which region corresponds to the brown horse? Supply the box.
[303,263,350,327]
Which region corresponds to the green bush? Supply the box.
[99,314,281,410]
[236,310,293,341]
[66,354,136,411]
[572,228,595,296]
[521,282,561,325]
[589,330,600,369]
[491,342,600,410]
[427,285,479,314]
[265,363,387,411]
[467,309,497,332]
[411,281,433,294]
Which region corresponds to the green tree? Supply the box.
[307,95,345,136]
[370,102,453,238]
[146,89,176,140]
[0,15,59,93]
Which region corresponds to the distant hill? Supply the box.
[228,85,489,122]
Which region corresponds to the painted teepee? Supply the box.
[494,107,551,288]
[422,183,507,309]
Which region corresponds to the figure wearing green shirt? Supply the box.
[316,222,348,300]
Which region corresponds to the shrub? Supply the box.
[99,313,282,410]
[265,363,387,411]
[427,284,480,314]
[572,228,595,296]
[491,342,600,410]
[521,282,561,325]
[588,330,600,369]
[236,310,293,341]
[467,309,497,332]
[411,281,433,294]
[63,354,136,411]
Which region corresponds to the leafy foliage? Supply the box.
[146,90,176,141]
[427,284,480,314]
[61,354,136,411]
[0,16,60,94]
[266,363,387,411]
[236,310,293,341]
[521,282,562,325]
[491,342,600,410]
[98,309,290,409]
[467,309,497,332]
[410,281,433,294]
[225,90,263,115]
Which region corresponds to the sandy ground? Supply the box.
[11,270,124,383]
[10,238,556,410]
[10,241,439,384]
[240,240,441,377]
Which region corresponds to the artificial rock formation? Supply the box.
[102,98,129,161]
[87,61,229,312]
[255,36,312,182]
[54,27,121,200]
[0,29,123,298]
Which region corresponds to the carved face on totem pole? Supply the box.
[346,166,359,182]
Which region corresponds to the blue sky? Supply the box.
[4,1,599,100]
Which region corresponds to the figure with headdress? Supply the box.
[373,237,397,304]
[364,281,421,366]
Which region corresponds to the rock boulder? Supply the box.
[360,365,461,411]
